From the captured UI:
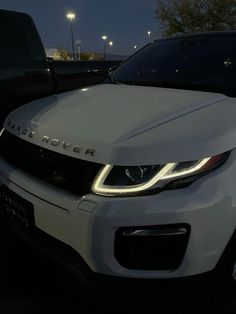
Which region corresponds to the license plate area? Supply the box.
[0,186,35,229]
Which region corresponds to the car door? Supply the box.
[0,10,54,124]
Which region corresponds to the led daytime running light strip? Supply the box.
[92,157,212,195]
[0,128,5,137]
[93,163,177,195]
[162,157,211,180]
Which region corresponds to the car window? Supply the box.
[0,14,32,60]
[110,35,236,96]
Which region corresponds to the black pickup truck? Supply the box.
[0,9,121,124]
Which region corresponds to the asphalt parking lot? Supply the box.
[0,229,236,314]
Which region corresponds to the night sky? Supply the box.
[0,0,159,55]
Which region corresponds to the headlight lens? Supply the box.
[92,152,229,196]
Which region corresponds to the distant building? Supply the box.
[82,52,128,61]
[45,48,128,61]
[81,52,104,60]
[45,48,62,60]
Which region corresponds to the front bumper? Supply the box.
[0,152,236,279]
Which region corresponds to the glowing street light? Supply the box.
[66,12,76,60]
[134,45,137,50]
[109,41,113,47]
[101,35,108,60]
[67,12,75,20]
[147,30,151,38]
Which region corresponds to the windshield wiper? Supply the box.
[105,78,233,96]
[117,80,223,94]
[117,80,186,88]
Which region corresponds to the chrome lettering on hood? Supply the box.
[7,120,36,138]
[6,120,96,157]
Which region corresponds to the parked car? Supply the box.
[0,9,121,125]
[1,31,236,284]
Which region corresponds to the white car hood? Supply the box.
[4,84,236,165]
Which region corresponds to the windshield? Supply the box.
[108,35,236,97]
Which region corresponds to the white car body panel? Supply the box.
[4,84,234,165]
[0,150,236,278]
[1,83,236,279]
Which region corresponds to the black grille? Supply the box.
[0,130,103,195]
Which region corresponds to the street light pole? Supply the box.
[76,40,82,61]
[66,12,76,60]
[102,35,107,60]
[70,22,75,59]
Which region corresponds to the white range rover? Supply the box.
[1,32,236,283]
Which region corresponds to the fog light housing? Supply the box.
[114,224,190,270]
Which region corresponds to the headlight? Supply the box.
[92,152,229,196]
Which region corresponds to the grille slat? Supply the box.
[0,131,102,195]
